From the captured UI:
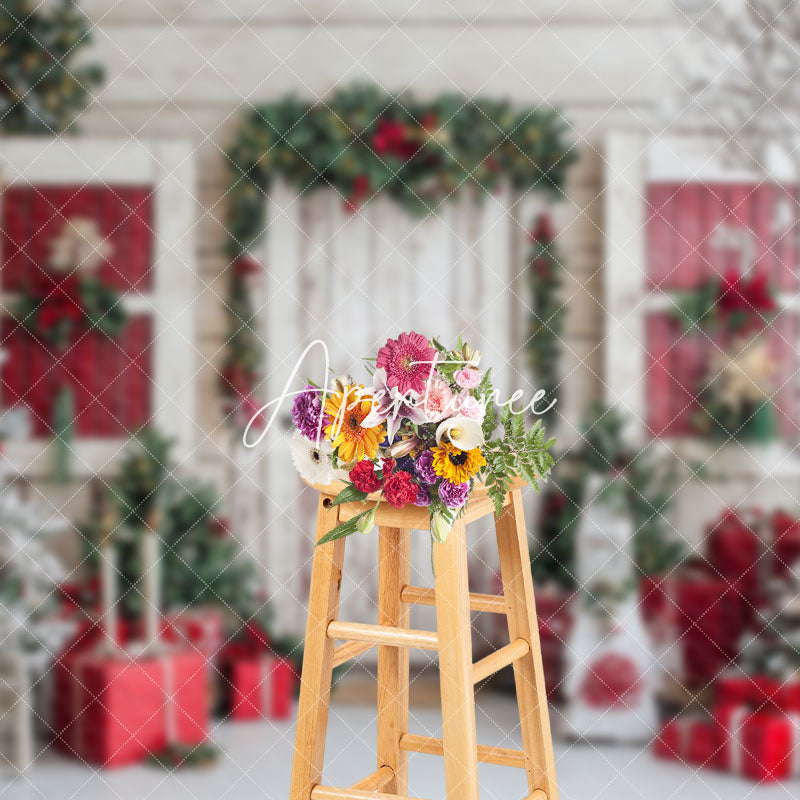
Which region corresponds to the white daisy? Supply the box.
[289,429,335,485]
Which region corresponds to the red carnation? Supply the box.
[380,458,396,479]
[349,459,383,493]
[383,470,417,509]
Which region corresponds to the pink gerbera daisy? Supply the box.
[376,332,436,395]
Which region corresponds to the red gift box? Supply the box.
[223,653,293,721]
[716,705,800,781]
[715,672,757,709]
[54,649,208,767]
[161,608,224,661]
[653,716,719,767]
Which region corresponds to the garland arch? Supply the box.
[220,84,576,413]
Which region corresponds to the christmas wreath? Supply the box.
[220,85,576,418]
[11,217,127,479]
[14,272,127,349]
[671,269,779,442]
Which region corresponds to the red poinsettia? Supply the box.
[717,268,777,315]
[372,118,419,160]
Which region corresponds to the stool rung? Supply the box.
[400,585,507,615]
[472,638,530,684]
[399,733,527,769]
[327,620,438,651]
[350,765,394,791]
[332,640,375,668]
[311,787,429,800]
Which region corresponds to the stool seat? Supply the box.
[306,476,527,529]
[289,480,558,800]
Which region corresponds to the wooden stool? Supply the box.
[289,478,558,800]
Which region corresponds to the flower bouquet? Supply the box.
[289,332,555,545]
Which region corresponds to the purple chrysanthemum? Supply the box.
[438,479,470,509]
[414,450,437,485]
[414,485,432,507]
[291,385,328,441]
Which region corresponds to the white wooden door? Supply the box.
[255,183,543,639]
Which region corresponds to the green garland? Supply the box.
[220,85,576,412]
[225,84,576,251]
[526,214,565,423]
[0,0,103,133]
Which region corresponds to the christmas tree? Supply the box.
[84,429,264,624]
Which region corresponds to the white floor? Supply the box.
[2,694,797,800]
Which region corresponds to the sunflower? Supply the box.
[324,384,384,462]
[431,442,486,484]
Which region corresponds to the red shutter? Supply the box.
[1,186,155,438]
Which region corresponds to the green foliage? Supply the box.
[526,215,565,422]
[530,462,584,590]
[672,281,720,333]
[0,0,103,133]
[483,407,556,515]
[532,403,685,587]
[225,84,576,253]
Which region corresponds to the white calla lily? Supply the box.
[435,415,484,450]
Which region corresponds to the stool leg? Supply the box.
[377,526,411,794]
[495,489,558,800]
[289,497,346,800]
[433,518,480,800]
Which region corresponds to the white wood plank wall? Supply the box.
[48,0,680,627]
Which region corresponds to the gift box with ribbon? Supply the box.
[716,704,800,782]
[652,715,720,768]
[221,651,294,721]
[714,673,800,713]
[54,648,208,767]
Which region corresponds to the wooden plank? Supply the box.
[399,733,528,769]
[432,518,479,800]
[332,640,375,669]
[327,621,438,651]
[472,637,530,684]
[350,766,394,792]
[400,586,507,615]
[311,787,428,800]
[87,26,666,106]
[604,131,648,439]
[495,489,558,800]
[377,526,411,794]
[81,0,672,24]
[288,498,346,800]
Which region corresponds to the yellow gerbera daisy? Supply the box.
[324,385,384,463]
[431,442,486,484]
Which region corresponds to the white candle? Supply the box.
[141,521,161,650]
[100,541,117,645]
